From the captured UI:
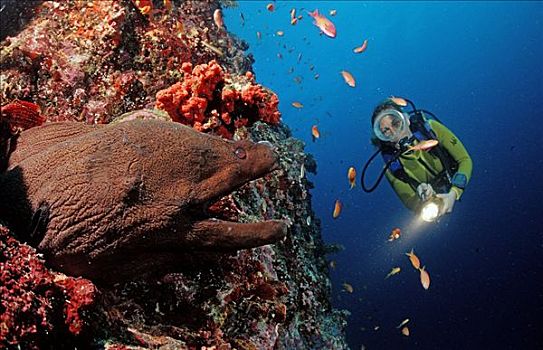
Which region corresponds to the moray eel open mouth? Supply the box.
[185,139,288,252]
[1,119,288,282]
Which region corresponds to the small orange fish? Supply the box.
[407,139,439,152]
[385,267,401,279]
[347,167,356,189]
[291,101,303,108]
[266,3,275,12]
[387,228,401,242]
[329,9,337,16]
[307,9,336,38]
[175,21,184,34]
[213,9,224,29]
[340,70,356,87]
[135,0,153,15]
[163,0,172,11]
[353,39,368,53]
[276,30,284,36]
[311,125,320,141]
[291,17,298,25]
[396,318,410,328]
[401,326,410,336]
[419,266,430,290]
[405,249,421,270]
[390,96,408,107]
[256,31,262,40]
[332,199,342,219]
[290,8,296,19]
[342,282,354,293]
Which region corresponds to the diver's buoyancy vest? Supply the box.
[381,112,458,192]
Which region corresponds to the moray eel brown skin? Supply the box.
[0,119,287,283]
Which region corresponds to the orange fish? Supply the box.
[256,31,262,40]
[401,326,410,336]
[353,39,368,53]
[276,30,284,36]
[213,9,224,29]
[405,249,421,270]
[329,9,337,16]
[385,267,401,279]
[163,0,172,11]
[390,96,408,107]
[291,101,303,108]
[419,266,430,290]
[290,8,296,19]
[407,139,439,152]
[387,228,401,242]
[311,125,320,141]
[347,167,356,189]
[135,0,152,15]
[266,3,275,12]
[291,17,298,25]
[342,282,354,293]
[307,9,336,38]
[396,318,410,328]
[340,70,356,87]
[332,199,342,219]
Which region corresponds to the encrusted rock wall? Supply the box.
[0,1,348,348]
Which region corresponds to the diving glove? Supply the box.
[436,190,457,215]
[417,183,435,202]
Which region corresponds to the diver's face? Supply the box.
[379,115,402,141]
[374,110,412,143]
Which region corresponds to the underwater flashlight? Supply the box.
[420,197,442,222]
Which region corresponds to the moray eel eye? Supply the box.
[234,147,247,159]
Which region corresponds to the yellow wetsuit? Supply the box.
[385,119,473,212]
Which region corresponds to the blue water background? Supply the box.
[225,2,543,349]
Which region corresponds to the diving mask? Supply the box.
[373,109,409,142]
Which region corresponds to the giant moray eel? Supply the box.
[0,119,287,283]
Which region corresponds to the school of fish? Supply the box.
[244,4,437,342]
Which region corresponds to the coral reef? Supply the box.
[155,60,280,139]
[0,225,98,349]
[0,1,348,349]
[0,0,253,124]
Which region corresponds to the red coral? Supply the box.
[56,277,97,335]
[0,100,45,132]
[156,60,224,124]
[156,60,281,139]
[0,226,97,347]
[241,85,281,125]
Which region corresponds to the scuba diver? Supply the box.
[361,97,473,222]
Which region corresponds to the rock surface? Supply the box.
[0,1,349,348]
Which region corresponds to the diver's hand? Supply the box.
[417,183,435,202]
[436,190,456,215]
